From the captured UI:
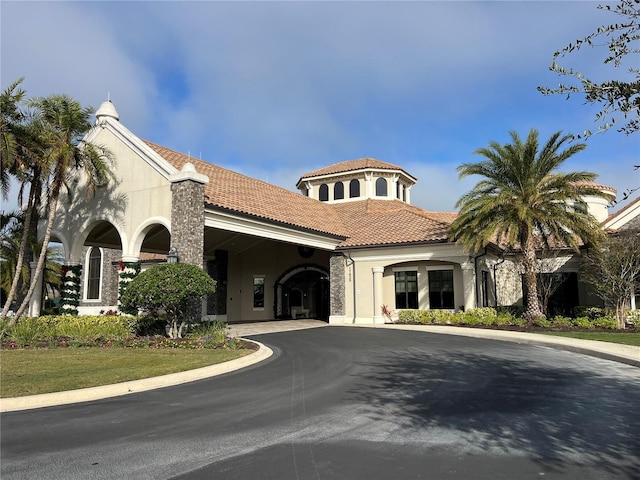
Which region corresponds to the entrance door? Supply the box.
[276,267,329,321]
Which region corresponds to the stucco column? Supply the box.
[329,255,346,325]
[169,163,209,268]
[27,261,43,317]
[372,266,384,324]
[461,261,476,311]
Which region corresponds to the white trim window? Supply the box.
[427,268,454,309]
[85,247,103,301]
[394,270,418,309]
[253,276,265,310]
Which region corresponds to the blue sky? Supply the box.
[2,1,638,213]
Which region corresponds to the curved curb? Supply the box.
[347,324,640,368]
[0,339,272,413]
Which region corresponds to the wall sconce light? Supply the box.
[167,247,179,264]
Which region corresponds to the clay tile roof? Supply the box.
[332,199,457,248]
[573,181,617,196]
[144,141,349,238]
[605,195,640,225]
[298,158,416,182]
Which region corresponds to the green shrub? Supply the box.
[461,308,499,326]
[5,315,136,346]
[573,306,612,320]
[467,307,497,318]
[396,309,461,325]
[120,263,217,339]
[133,315,168,336]
[510,316,527,327]
[461,314,483,326]
[396,310,423,324]
[551,316,573,328]
[592,316,618,330]
[187,320,228,347]
[497,305,524,318]
[0,318,10,338]
[572,317,596,330]
[53,315,135,342]
[626,310,640,326]
[533,317,552,328]
[494,314,513,326]
[7,317,52,347]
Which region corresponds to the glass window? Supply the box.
[86,248,102,300]
[376,177,387,197]
[349,179,360,198]
[481,270,490,307]
[334,182,344,200]
[319,184,329,202]
[253,276,265,309]
[395,271,418,309]
[428,270,454,309]
[396,182,401,199]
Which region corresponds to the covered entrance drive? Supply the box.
[203,223,334,323]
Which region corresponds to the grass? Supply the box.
[0,348,252,398]
[541,331,640,347]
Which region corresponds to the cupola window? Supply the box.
[376,177,387,197]
[349,179,360,198]
[319,184,329,202]
[334,182,344,200]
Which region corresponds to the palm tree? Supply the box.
[0,79,47,321]
[10,95,114,323]
[1,211,62,311]
[0,78,27,199]
[450,129,609,321]
[0,211,30,299]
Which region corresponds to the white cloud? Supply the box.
[2,0,637,212]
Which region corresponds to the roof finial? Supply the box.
[107,91,111,102]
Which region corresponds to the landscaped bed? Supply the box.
[0,315,254,397]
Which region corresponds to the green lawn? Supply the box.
[0,348,252,398]
[541,331,640,347]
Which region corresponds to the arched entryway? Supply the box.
[275,265,329,321]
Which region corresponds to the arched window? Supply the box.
[319,184,329,202]
[396,182,401,199]
[349,179,360,198]
[334,182,344,200]
[86,247,102,300]
[376,177,387,197]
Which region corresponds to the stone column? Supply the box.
[461,261,476,311]
[329,255,346,324]
[372,266,384,324]
[27,261,43,317]
[169,163,209,268]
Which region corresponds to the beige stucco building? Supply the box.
[31,101,638,322]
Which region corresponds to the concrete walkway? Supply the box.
[2,320,638,412]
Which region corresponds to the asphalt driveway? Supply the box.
[2,327,639,479]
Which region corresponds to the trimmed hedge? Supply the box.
[2,315,136,347]
[1,315,235,348]
[396,308,623,330]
